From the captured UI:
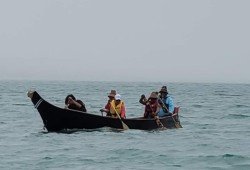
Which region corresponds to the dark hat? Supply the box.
[159,86,168,93]
[108,90,116,97]
[149,92,158,99]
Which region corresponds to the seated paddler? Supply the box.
[100,90,116,116]
[158,86,174,117]
[110,94,126,119]
[143,92,160,118]
[64,94,87,112]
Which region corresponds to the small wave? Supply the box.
[213,93,226,96]
[236,104,250,108]
[232,164,250,169]
[227,114,250,119]
[43,127,124,134]
[223,154,235,158]
[192,104,203,108]
[214,90,226,93]
[222,154,245,159]
[12,103,29,106]
[228,94,243,97]
[198,143,209,147]
[214,93,242,97]
[202,154,246,160]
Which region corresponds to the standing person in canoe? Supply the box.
[110,94,126,119]
[158,86,174,117]
[64,94,87,112]
[100,90,116,116]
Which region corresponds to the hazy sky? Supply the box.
[0,0,249,83]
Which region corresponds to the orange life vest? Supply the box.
[110,100,123,118]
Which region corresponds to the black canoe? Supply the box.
[27,91,182,132]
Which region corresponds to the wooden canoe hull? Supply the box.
[28,91,182,132]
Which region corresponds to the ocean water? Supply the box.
[0,80,250,170]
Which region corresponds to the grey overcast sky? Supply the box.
[0,0,249,83]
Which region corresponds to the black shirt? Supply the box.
[68,100,87,112]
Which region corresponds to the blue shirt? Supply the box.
[158,95,174,117]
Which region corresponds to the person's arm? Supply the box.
[67,97,82,109]
[139,94,147,105]
[104,100,112,111]
[76,100,86,112]
[120,103,126,119]
[100,101,110,113]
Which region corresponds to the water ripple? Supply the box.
[1,81,250,170]
[226,114,250,119]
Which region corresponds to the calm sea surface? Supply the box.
[0,80,250,170]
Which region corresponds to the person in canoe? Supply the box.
[142,92,163,128]
[64,94,87,112]
[100,90,116,116]
[158,86,174,117]
[110,94,126,119]
[143,92,160,118]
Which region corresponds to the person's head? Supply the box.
[148,92,158,103]
[65,94,76,104]
[114,94,121,104]
[108,90,116,100]
[159,86,168,97]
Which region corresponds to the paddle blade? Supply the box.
[175,122,182,128]
[121,121,129,130]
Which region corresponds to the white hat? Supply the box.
[115,94,121,100]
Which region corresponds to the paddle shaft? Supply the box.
[158,96,170,114]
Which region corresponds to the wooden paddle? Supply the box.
[158,96,181,128]
[111,104,129,130]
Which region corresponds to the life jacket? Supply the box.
[145,102,158,118]
[110,100,123,118]
[145,102,158,113]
